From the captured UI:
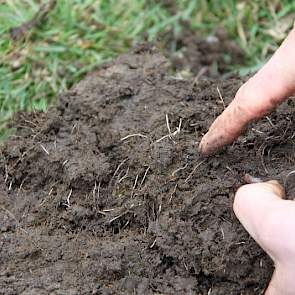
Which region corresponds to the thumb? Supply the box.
[234,181,295,295]
[233,180,285,249]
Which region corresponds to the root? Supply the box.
[140,167,150,186]
[154,117,182,144]
[216,86,225,110]
[258,143,268,174]
[65,189,72,208]
[112,159,127,179]
[184,160,206,183]
[40,144,49,155]
[171,163,188,177]
[121,133,148,141]
[169,184,178,203]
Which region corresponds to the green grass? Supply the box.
[1,0,295,138]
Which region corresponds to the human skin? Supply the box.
[198,25,295,294]
[234,181,295,294]
[199,24,295,156]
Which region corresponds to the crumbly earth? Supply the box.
[1,45,295,295]
[162,24,244,78]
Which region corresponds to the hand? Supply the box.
[199,24,295,155]
[234,181,295,295]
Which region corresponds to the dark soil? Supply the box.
[161,24,244,78]
[1,45,295,295]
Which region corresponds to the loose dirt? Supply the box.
[1,45,295,295]
[163,25,244,78]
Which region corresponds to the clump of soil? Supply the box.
[1,46,295,295]
[162,24,244,78]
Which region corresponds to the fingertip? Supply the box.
[233,181,285,220]
[198,138,206,154]
[198,133,212,156]
[233,182,286,246]
[198,132,223,156]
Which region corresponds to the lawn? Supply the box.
[1,0,295,139]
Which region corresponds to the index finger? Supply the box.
[199,25,295,155]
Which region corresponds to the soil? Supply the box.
[161,24,244,78]
[1,45,295,295]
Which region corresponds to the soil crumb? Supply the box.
[1,46,295,295]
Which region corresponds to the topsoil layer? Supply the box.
[1,45,295,295]
[162,25,244,77]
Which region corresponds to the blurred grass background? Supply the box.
[1,0,295,139]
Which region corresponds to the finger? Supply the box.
[265,268,295,295]
[234,180,295,295]
[199,27,295,155]
[233,181,285,253]
[198,99,250,155]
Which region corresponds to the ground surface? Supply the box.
[2,0,294,138]
[163,25,244,77]
[1,46,295,295]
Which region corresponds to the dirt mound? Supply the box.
[162,25,244,78]
[1,46,295,295]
